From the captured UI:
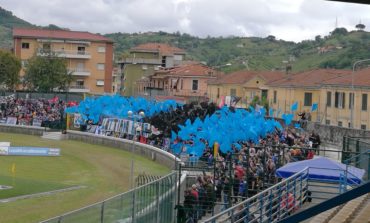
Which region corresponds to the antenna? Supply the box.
[335,16,338,29]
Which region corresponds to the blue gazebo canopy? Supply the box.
[276,156,365,184]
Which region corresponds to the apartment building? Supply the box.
[267,68,370,129]
[13,28,113,94]
[207,70,284,107]
[117,43,186,96]
[136,63,220,103]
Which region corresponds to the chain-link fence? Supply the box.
[40,172,178,223]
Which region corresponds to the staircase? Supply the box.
[310,193,369,223]
[41,131,65,140]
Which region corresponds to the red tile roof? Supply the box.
[13,28,113,43]
[322,68,370,87]
[159,64,221,79]
[209,70,284,85]
[131,43,185,55]
[268,69,352,88]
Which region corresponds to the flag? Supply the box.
[11,163,16,174]
[291,102,298,112]
[269,108,274,117]
[311,103,318,112]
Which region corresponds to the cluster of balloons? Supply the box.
[171,106,283,157]
[65,95,181,123]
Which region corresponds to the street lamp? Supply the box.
[351,59,370,128]
[127,110,145,189]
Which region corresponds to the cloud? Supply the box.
[1,0,370,42]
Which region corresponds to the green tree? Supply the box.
[0,50,21,91]
[24,55,73,92]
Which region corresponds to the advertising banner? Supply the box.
[0,147,61,156]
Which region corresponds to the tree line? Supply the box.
[0,50,73,92]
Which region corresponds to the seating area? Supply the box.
[310,193,370,223]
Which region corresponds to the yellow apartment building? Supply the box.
[13,28,114,94]
[117,43,186,96]
[267,68,370,129]
[207,70,284,107]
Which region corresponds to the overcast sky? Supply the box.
[1,0,370,42]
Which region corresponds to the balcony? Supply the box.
[68,85,90,93]
[37,48,91,59]
[120,58,161,65]
[68,68,91,76]
[169,89,208,97]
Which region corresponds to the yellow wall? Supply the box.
[267,85,370,129]
[207,76,270,107]
[16,37,111,94]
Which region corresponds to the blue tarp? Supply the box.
[276,157,365,184]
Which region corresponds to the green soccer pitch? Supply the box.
[0,132,170,223]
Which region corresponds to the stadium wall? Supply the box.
[0,124,45,136]
[66,130,179,170]
[1,122,369,160]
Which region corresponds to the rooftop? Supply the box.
[130,43,185,55]
[152,63,220,78]
[268,69,352,88]
[13,28,113,43]
[209,70,284,85]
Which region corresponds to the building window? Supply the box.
[338,121,343,127]
[78,46,86,54]
[181,79,183,90]
[304,92,312,106]
[362,94,368,111]
[349,93,355,109]
[97,46,106,53]
[97,63,105,71]
[161,56,166,67]
[21,60,28,68]
[273,91,277,104]
[326,91,332,107]
[76,80,84,88]
[335,92,345,109]
[325,120,330,125]
[21,42,29,49]
[192,80,198,91]
[361,124,366,130]
[217,88,220,99]
[96,80,104,86]
[230,89,236,96]
[348,122,352,128]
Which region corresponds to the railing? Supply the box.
[122,58,162,65]
[169,89,208,98]
[201,168,310,223]
[69,85,87,89]
[37,48,91,58]
[40,172,178,223]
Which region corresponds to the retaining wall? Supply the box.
[66,130,179,169]
[0,124,46,136]
[0,125,179,170]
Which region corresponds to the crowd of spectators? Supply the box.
[178,127,320,222]
[0,96,65,127]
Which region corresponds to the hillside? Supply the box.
[0,6,33,48]
[106,29,370,73]
[0,7,64,49]
[1,6,370,73]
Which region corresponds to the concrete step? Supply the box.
[41,132,65,140]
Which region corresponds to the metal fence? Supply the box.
[40,172,178,223]
[342,136,370,180]
[200,168,310,223]
[0,91,84,102]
